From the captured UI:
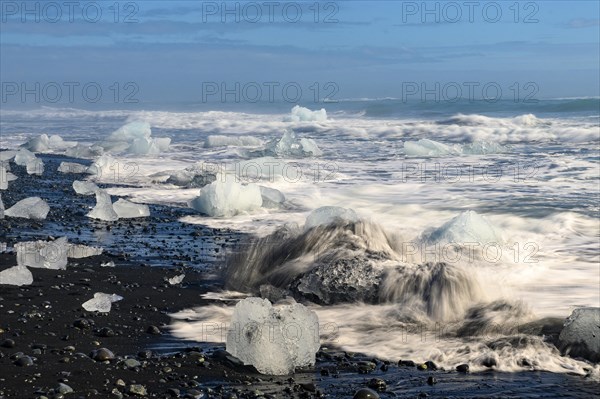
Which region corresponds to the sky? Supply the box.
[0,0,599,107]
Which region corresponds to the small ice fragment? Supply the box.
[204,135,263,148]
[0,242,7,252]
[73,180,99,195]
[0,266,33,286]
[87,155,115,178]
[168,274,185,285]
[5,197,50,220]
[189,179,263,217]
[65,144,103,158]
[226,297,320,375]
[265,131,322,157]
[165,165,216,188]
[304,206,359,230]
[0,166,8,190]
[26,158,44,175]
[67,244,103,258]
[100,261,115,267]
[404,139,459,157]
[259,186,285,208]
[284,105,327,122]
[58,162,89,174]
[15,237,69,270]
[113,199,150,218]
[87,189,118,221]
[82,292,123,313]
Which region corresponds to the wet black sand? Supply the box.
[0,154,598,398]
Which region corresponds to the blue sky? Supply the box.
[1,0,599,106]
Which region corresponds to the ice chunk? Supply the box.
[58,162,89,174]
[87,189,118,221]
[558,307,600,362]
[165,165,216,188]
[421,210,504,246]
[404,139,459,157]
[304,206,359,230]
[284,105,327,122]
[16,237,69,270]
[204,135,263,148]
[226,297,320,375]
[21,134,76,152]
[113,199,150,218]
[102,121,170,155]
[73,180,99,195]
[26,158,44,175]
[82,292,123,313]
[14,148,37,166]
[189,179,263,217]
[67,244,103,258]
[86,154,115,178]
[65,144,103,158]
[108,121,151,141]
[101,261,115,267]
[264,131,322,157]
[259,186,285,208]
[0,151,17,161]
[0,266,33,286]
[0,193,4,219]
[0,166,17,190]
[168,274,185,285]
[5,197,50,219]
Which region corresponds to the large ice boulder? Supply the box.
[558,307,600,362]
[304,206,359,230]
[284,106,327,122]
[226,297,320,375]
[263,131,322,157]
[0,266,33,286]
[404,139,460,157]
[87,189,118,221]
[189,179,263,217]
[101,121,170,155]
[65,144,103,158]
[21,134,77,152]
[16,237,69,270]
[14,148,37,166]
[113,199,150,218]
[73,180,99,195]
[4,197,50,219]
[421,210,504,246]
[67,244,103,259]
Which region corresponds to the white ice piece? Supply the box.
[14,148,37,166]
[73,180,99,195]
[4,197,50,219]
[65,144,103,158]
[226,297,320,375]
[15,237,69,270]
[67,244,104,258]
[421,210,504,246]
[86,154,115,178]
[87,189,118,221]
[113,199,150,218]
[284,105,328,122]
[21,134,76,152]
[304,206,359,230]
[189,179,263,217]
[259,186,285,208]
[82,292,123,313]
[100,261,115,267]
[204,135,263,148]
[266,131,322,157]
[0,266,33,286]
[0,151,17,161]
[168,274,185,285]
[58,162,89,174]
[26,158,44,175]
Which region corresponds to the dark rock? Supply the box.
[367,378,386,392]
[299,383,316,392]
[1,339,16,348]
[481,354,498,368]
[73,318,93,329]
[427,376,437,385]
[398,359,415,367]
[353,388,380,399]
[146,325,161,335]
[424,360,438,370]
[456,363,469,373]
[90,348,115,361]
[97,327,115,337]
[14,355,34,366]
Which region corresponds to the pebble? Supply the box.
[367,378,386,391]
[128,384,147,396]
[90,348,115,361]
[98,327,116,337]
[427,376,437,385]
[353,388,380,399]
[146,325,161,335]
[1,339,16,348]
[57,383,73,394]
[456,363,469,373]
[124,358,141,368]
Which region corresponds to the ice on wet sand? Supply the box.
[189,179,262,217]
[0,266,33,286]
[26,158,44,175]
[87,189,118,221]
[16,237,69,270]
[14,148,37,166]
[113,199,150,218]
[226,297,320,375]
[58,162,89,174]
[304,206,359,230]
[558,307,600,362]
[73,180,99,195]
[67,244,104,258]
[21,134,77,152]
[168,274,185,285]
[82,293,123,313]
[4,197,50,219]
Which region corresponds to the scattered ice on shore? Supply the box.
[259,186,285,208]
[558,307,600,362]
[421,210,504,246]
[67,244,104,259]
[21,134,77,152]
[101,261,115,267]
[204,135,263,148]
[87,189,118,221]
[26,158,44,175]
[304,206,359,230]
[0,266,33,286]
[284,105,328,122]
[168,274,185,285]
[16,237,69,270]
[113,199,150,218]
[226,297,320,375]
[265,131,322,157]
[189,179,263,217]
[73,180,99,195]
[58,162,89,174]
[82,292,123,313]
[4,197,50,219]
[14,148,37,166]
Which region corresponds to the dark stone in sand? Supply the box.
[417,363,428,371]
[146,325,161,335]
[138,350,153,359]
[398,359,415,367]
[129,384,147,396]
[357,361,376,374]
[367,378,386,391]
[91,347,115,361]
[1,338,16,348]
[353,388,380,399]
[427,376,437,385]
[97,327,115,337]
[73,318,93,329]
[167,388,180,397]
[14,355,34,367]
[424,360,438,370]
[481,354,498,368]
[456,363,469,373]
[299,382,316,392]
